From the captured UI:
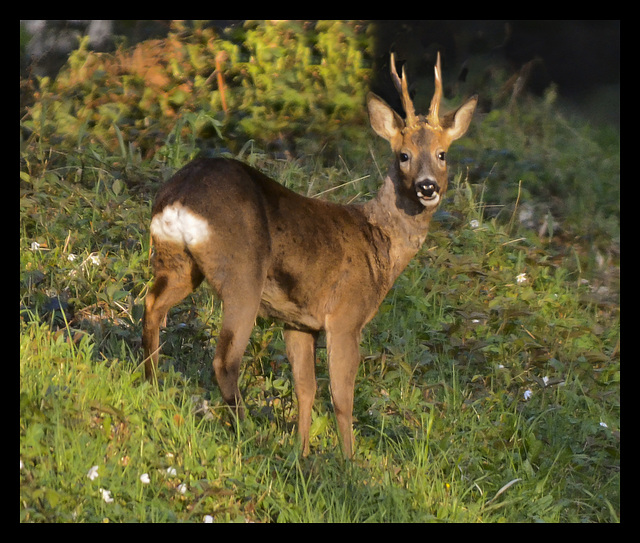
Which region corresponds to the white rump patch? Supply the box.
[150,203,210,246]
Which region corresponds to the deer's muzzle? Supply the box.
[415,179,441,206]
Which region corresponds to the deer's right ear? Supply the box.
[367,92,404,149]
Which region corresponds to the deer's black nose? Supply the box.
[416,180,440,199]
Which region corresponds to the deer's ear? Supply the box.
[367,92,404,150]
[443,95,478,142]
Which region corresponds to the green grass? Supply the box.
[20,31,619,523]
[20,153,619,521]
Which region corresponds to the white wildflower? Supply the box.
[87,465,99,481]
[99,488,114,503]
[516,273,527,284]
[542,376,550,386]
[599,421,608,428]
[469,219,480,229]
[30,241,41,251]
[523,389,533,400]
[67,253,77,262]
[166,467,177,476]
[178,483,187,494]
[140,473,151,484]
[203,515,214,523]
[89,253,101,266]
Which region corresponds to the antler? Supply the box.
[389,52,417,127]
[427,52,443,129]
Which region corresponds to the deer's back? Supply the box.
[151,158,393,331]
[153,158,384,259]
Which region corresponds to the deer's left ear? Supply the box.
[443,95,478,142]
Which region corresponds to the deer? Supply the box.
[142,52,477,458]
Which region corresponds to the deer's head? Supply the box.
[368,53,477,212]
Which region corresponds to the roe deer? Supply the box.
[143,52,477,458]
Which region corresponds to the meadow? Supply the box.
[20,22,619,522]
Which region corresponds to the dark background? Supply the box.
[368,21,619,127]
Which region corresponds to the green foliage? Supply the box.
[22,21,373,159]
[233,21,372,153]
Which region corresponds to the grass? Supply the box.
[20,42,619,522]
[19,158,620,522]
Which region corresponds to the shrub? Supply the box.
[22,21,373,160]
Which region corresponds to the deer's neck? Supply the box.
[361,171,434,281]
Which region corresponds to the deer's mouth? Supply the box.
[415,180,441,207]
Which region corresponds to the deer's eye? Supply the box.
[399,152,409,163]
[437,151,446,162]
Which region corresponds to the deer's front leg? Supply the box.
[284,327,318,456]
[326,327,361,459]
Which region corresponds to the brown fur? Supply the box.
[143,54,477,457]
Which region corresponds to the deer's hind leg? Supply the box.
[193,249,268,420]
[143,242,204,380]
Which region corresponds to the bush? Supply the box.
[22,20,373,160]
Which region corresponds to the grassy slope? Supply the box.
[20,153,619,522]
[20,50,619,525]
